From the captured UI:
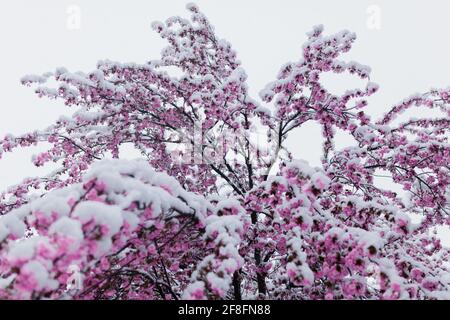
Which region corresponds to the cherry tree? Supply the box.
[0,3,449,300]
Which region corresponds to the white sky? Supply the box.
[0,0,449,201]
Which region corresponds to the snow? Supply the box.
[74,109,106,122]
[354,125,376,142]
[299,264,315,285]
[0,157,216,266]
[7,236,49,262]
[306,24,324,38]
[122,211,140,231]
[311,171,331,190]
[29,190,74,219]
[287,160,316,177]
[84,159,209,222]
[94,237,114,257]
[214,198,243,214]
[20,74,47,85]
[254,103,271,115]
[0,223,8,242]
[21,260,49,290]
[206,272,228,294]
[186,2,199,12]
[367,82,380,92]
[35,86,59,98]
[349,227,386,250]
[73,201,123,236]
[182,281,205,300]
[151,21,165,32]
[58,72,95,87]
[205,214,243,244]
[0,213,26,241]
[49,217,83,243]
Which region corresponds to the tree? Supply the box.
[0,3,449,300]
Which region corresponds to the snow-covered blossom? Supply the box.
[1,3,449,300]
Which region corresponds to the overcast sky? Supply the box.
[0,0,449,223]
